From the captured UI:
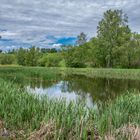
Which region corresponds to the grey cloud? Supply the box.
[0,0,140,49]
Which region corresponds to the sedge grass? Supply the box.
[0,78,140,139]
[96,90,140,136]
[0,78,95,139]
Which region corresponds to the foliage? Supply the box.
[0,54,16,64]
[40,48,57,53]
[26,47,40,66]
[16,47,41,66]
[95,10,131,67]
[64,46,86,68]
[76,32,87,46]
[38,52,64,67]
[16,48,27,66]
[64,9,140,68]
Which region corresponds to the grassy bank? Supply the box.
[65,68,140,80]
[0,66,61,82]
[1,66,140,80]
[0,78,140,139]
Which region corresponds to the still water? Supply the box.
[22,75,140,106]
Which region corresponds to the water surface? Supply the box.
[2,74,140,106]
[24,75,140,105]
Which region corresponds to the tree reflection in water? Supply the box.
[26,75,140,106]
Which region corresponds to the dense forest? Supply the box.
[1,9,140,68]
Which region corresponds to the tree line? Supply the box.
[0,9,140,68]
[64,9,140,68]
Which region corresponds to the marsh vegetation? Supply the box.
[0,66,140,139]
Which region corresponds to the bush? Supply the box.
[0,54,16,64]
[39,53,63,67]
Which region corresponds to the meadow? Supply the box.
[65,68,140,80]
[1,66,140,80]
[0,66,140,139]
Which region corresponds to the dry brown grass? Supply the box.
[0,120,3,129]
[1,120,140,140]
[28,120,56,140]
[0,120,26,140]
[104,124,140,140]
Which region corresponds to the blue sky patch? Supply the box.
[56,37,77,46]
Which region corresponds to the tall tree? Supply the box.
[16,48,27,66]
[26,46,40,66]
[76,32,87,46]
[97,9,131,67]
[0,36,2,53]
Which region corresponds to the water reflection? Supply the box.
[25,75,140,107]
[1,74,140,105]
[26,81,94,108]
[63,75,140,102]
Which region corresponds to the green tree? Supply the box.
[0,35,2,53]
[76,32,87,46]
[38,53,63,67]
[16,48,27,66]
[0,54,16,64]
[65,46,86,67]
[127,33,140,68]
[26,46,40,66]
[97,9,131,67]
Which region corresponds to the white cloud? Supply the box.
[0,31,19,39]
[52,43,62,49]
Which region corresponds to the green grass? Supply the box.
[0,78,140,139]
[1,66,140,80]
[65,68,140,80]
[0,78,95,139]
[95,91,140,135]
[0,66,62,82]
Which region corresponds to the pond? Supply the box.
[5,74,139,106]
[1,74,140,106]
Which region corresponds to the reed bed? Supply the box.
[96,90,140,138]
[0,78,95,139]
[0,78,140,139]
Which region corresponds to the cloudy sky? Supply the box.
[0,0,140,51]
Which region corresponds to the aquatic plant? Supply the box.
[0,78,95,139]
